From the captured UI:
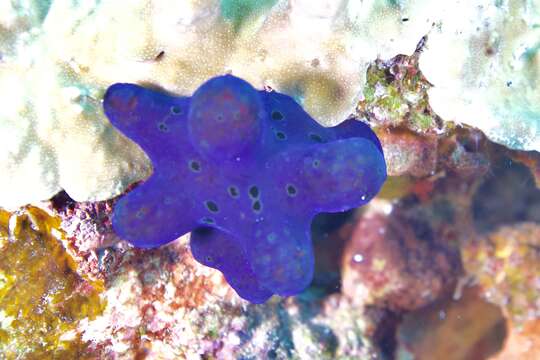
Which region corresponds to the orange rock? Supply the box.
[491,320,540,360]
[342,209,460,311]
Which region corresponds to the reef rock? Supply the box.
[341,201,461,312]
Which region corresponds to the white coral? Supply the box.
[417,0,540,152]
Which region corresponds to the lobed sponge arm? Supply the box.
[267,138,387,214]
[103,83,189,163]
[112,175,200,248]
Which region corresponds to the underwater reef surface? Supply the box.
[1,49,538,359]
[1,0,539,209]
[0,1,539,359]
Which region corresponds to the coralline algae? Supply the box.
[104,75,386,302]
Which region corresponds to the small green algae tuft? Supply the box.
[220,0,279,30]
[357,52,440,133]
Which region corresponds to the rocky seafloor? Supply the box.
[1,50,538,359]
[1,1,539,359]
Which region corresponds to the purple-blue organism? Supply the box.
[103,75,387,303]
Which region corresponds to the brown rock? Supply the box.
[396,287,507,360]
[378,128,438,177]
[438,127,490,178]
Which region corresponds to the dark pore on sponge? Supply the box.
[103,74,387,303]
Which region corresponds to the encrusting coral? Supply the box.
[418,0,540,152]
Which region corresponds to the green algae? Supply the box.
[0,207,105,359]
[358,53,437,132]
[220,0,278,30]
[377,176,415,199]
[9,0,52,25]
